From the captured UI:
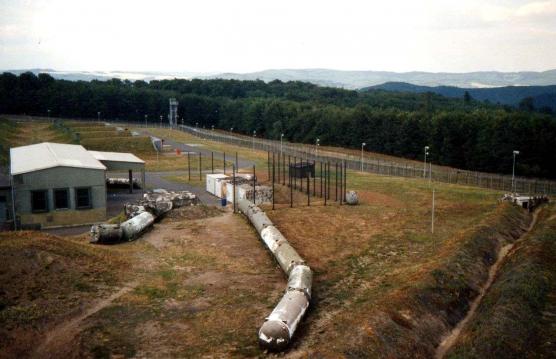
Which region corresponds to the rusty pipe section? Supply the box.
[237,199,312,351]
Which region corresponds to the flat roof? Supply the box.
[88,150,145,164]
[10,142,106,175]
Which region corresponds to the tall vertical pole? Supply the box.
[211,152,214,174]
[223,152,226,175]
[233,165,236,213]
[361,143,366,171]
[294,157,297,190]
[335,162,338,201]
[320,161,323,198]
[339,162,343,206]
[268,151,271,181]
[277,152,281,186]
[324,162,327,206]
[272,152,275,210]
[313,161,316,196]
[253,165,256,204]
[290,164,293,208]
[307,173,310,206]
[343,161,347,202]
[199,152,202,180]
[188,152,191,181]
[327,162,331,200]
[431,188,435,235]
[235,152,238,171]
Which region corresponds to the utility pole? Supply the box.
[97,111,100,123]
[144,114,148,127]
[280,133,284,158]
[252,130,256,151]
[512,150,520,193]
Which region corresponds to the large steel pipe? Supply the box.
[90,211,155,243]
[238,199,313,351]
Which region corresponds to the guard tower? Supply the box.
[168,98,179,127]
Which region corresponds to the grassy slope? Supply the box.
[0,118,19,167]
[0,231,130,359]
[446,203,556,359]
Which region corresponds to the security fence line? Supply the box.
[177,125,556,195]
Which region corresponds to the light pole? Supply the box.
[47,109,51,123]
[423,146,430,178]
[252,130,256,151]
[361,142,366,171]
[159,115,162,128]
[512,150,520,193]
[212,125,214,131]
[280,133,284,157]
[316,138,320,158]
[97,111,100,123]
[144,114,148,127]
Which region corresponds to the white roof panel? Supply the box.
[10,142,106,175]
[88,150,145,164]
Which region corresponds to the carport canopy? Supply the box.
[88,151,145,193]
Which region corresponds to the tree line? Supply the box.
[1,72,555,179]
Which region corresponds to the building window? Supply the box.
[31,190,48,213]
[54,188,69,209]
[75,187,92,209]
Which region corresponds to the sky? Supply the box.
[1,0,555,73]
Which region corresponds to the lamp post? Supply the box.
[159,115,162,128]
[252,130,256,151]
[361,142,366,171]
[316,138,320,158]
[97,111,100,123]
[47,109,51,123]
[212,125,214,131]
[281,133,284,157]
[144,114,148,127]
[512,150,520,193]
[423,146,430,178]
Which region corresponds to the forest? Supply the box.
[1,71,555,179]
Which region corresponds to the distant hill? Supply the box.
[205,68,556,89]
[3,68,556,90]
[365,82,556,111]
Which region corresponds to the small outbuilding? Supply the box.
[9,142,145,229]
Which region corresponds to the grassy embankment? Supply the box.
[0,231,132,358]
[446,203,556,358]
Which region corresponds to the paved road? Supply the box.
[141,129,256,170]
